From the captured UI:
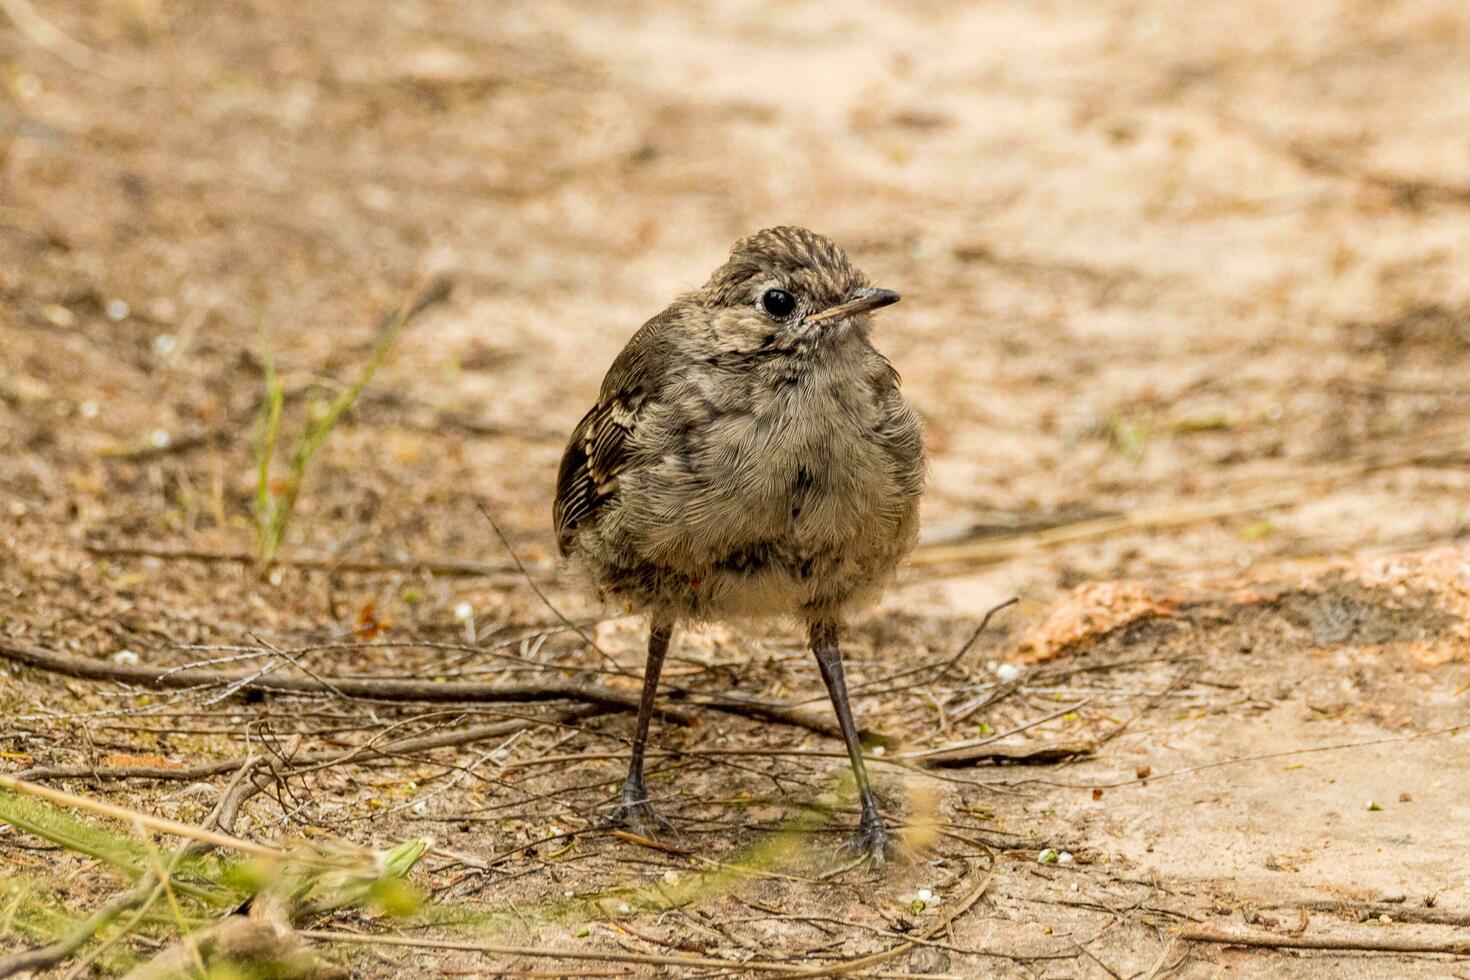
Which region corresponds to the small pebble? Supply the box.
[149,429,171,448]
[112,650,140,665]
[79,400,99,419]
[105,299,130,321]
[153,333,178,356]
[996,663,1022,682]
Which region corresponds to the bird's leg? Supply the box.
[606,616,673,835]
[810,619,891,864]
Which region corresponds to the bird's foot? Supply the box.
[839,816,893,867]
[603,788,670,837]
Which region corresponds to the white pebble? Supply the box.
[916,888,934,903]
[149,429,171,448]
[1058,851,1074,864]
[411,800,427,815]
[153,333,177,356]
[996,663,1022,682]
[871,745,885,757]
[105,299,130,321]
[79,400,99,419]
[112,650,140,665]
[617,903,631,915]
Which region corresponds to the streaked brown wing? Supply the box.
[553,393,642,555]
[552,309,677,556]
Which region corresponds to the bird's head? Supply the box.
[696,226,899,353]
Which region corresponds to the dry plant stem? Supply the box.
[0,0,125,77]
[1178,926,1470,956]
[607,829,692,855]
[300,865,993,976]
[298,931,832,975]
[840,596,1018,699]
[0,759,261,979]
[255,275,453,570]
[900,699,1090,762]
[0,637,691,722]
[0,880,156,979]
[678,693,890,746]
[0,773,288,860]
[17,710,593,785]
[82,542,520,578]
[0,637,893,744]
[1270,901,1470,929]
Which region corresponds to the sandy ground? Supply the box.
[3,1,1470,976]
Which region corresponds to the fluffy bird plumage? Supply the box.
[555,226,924,622]
[552,226,924,860]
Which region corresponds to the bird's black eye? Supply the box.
[760,288,796,318]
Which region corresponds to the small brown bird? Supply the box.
[554,226,924,860]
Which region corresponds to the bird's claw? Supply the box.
[604,792,670,837]
[839,818,893,867]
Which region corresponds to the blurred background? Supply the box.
[4,2,1470,974]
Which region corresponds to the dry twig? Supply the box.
[0,636,689,722]
[1178,925,1470,956]
[82,542,520,578]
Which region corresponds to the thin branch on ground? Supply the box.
[0,636,689,722]
[1179,925,1470,956]
[82,541,522,578]
[17,710,594,786]
[1268,900,1470,929]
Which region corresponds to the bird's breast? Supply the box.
[669,361,892,552]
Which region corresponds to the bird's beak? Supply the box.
[804,287,901,325]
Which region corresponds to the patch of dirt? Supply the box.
[3,1,1470,977]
